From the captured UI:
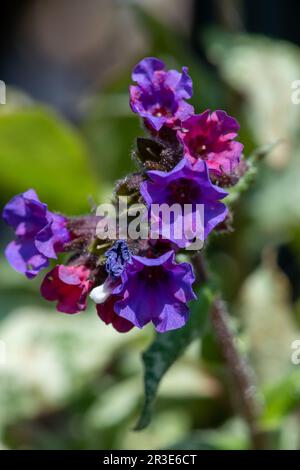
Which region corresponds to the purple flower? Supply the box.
[112,251,196,333]
[178,110,243,175]
[129,57,194,131]
[2,189,70,278]
[140,159,228,248]
[105,240,132,277]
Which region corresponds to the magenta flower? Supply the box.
[140,158,228,248]
[129,57,194,131]
[2,189,70,278]
[40,265,92,314]
[111,251,196,333]
[178,110,243,175]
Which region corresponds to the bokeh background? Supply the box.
[1,0,300,450]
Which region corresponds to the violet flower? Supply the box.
[40,265,92,314]
[111,251,196,333]
[140,158,228,248]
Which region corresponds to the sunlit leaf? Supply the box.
[0,306,139,433]
[249,146,300,236]
[83,99,140,183]
[0,107,99,214]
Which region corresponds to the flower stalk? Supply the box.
[192,252,267,450]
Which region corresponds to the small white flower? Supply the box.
[89,280,111,304]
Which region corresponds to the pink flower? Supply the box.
[41,265,92,314]
[178,110,243,176]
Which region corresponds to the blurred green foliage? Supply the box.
[0,105,99,214]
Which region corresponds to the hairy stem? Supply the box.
[192,253,266,449]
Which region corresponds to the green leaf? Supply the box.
[249,145,300,237]
[0,305,140,433]
[132,7,226,111]
[135,284,214,430]
[0,107,99,214]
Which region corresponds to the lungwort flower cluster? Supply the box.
[2,57,244,334]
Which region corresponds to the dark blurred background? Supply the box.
[1,0,300,120]
[0,0,300,450]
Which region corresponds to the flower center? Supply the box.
[167,178,200,205]
[153,105,172,118]
[138,266,168,285]
[188,135,210,158]
[197,144,207,155]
